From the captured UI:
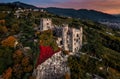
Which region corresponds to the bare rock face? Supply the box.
[35,51,70,79]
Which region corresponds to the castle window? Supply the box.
[74,39,76,41]
[76,39,79,42]
[60,40,63,45]
[75,48,77,52]
[67,40,69,43]
[77,34,79,37]
[47,23,49,25]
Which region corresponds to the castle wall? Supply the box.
[62,25,69,51]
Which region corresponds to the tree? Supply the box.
[0,20,8,36]
[5,12,15,28]
[1,36,16,47]
[11,23,19,34]
[23,65,33,72]
[13,49,23,64]
[0,20,5,26]
[0,47,13,74]
[0,26,8,33]
[12,64,23,79]
[2,67,12,79]
[22,57,30,67]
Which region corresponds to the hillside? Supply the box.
[0,2,120,79]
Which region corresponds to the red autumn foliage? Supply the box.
[36,45,61,67]
[36,46,55,67]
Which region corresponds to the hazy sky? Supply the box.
[1,0,120,14]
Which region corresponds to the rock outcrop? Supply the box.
[35,51,70,79]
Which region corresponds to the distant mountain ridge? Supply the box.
[0,1,120,29]
[0,1,117,19]
[0,1,39,9]
[45,7,118,21]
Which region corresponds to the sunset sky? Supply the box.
[1,0,120,14]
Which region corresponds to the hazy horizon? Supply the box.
[0,0,120,14]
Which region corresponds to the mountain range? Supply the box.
[0,1,120,28]
[45,7,118,21]
[0,1,39,10]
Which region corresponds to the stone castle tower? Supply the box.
[62,25,82,53]
[39,18,53,31]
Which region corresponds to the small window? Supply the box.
[47,23,49,25]
[77,34,79,37]
[67,40,69,43]
[74,39,76,41]
[76,39,79,42]
[60,41,62,45]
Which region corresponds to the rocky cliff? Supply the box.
[35,51,70,79]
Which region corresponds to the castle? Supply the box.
[35,18,83,79]
[39,18,83,53]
